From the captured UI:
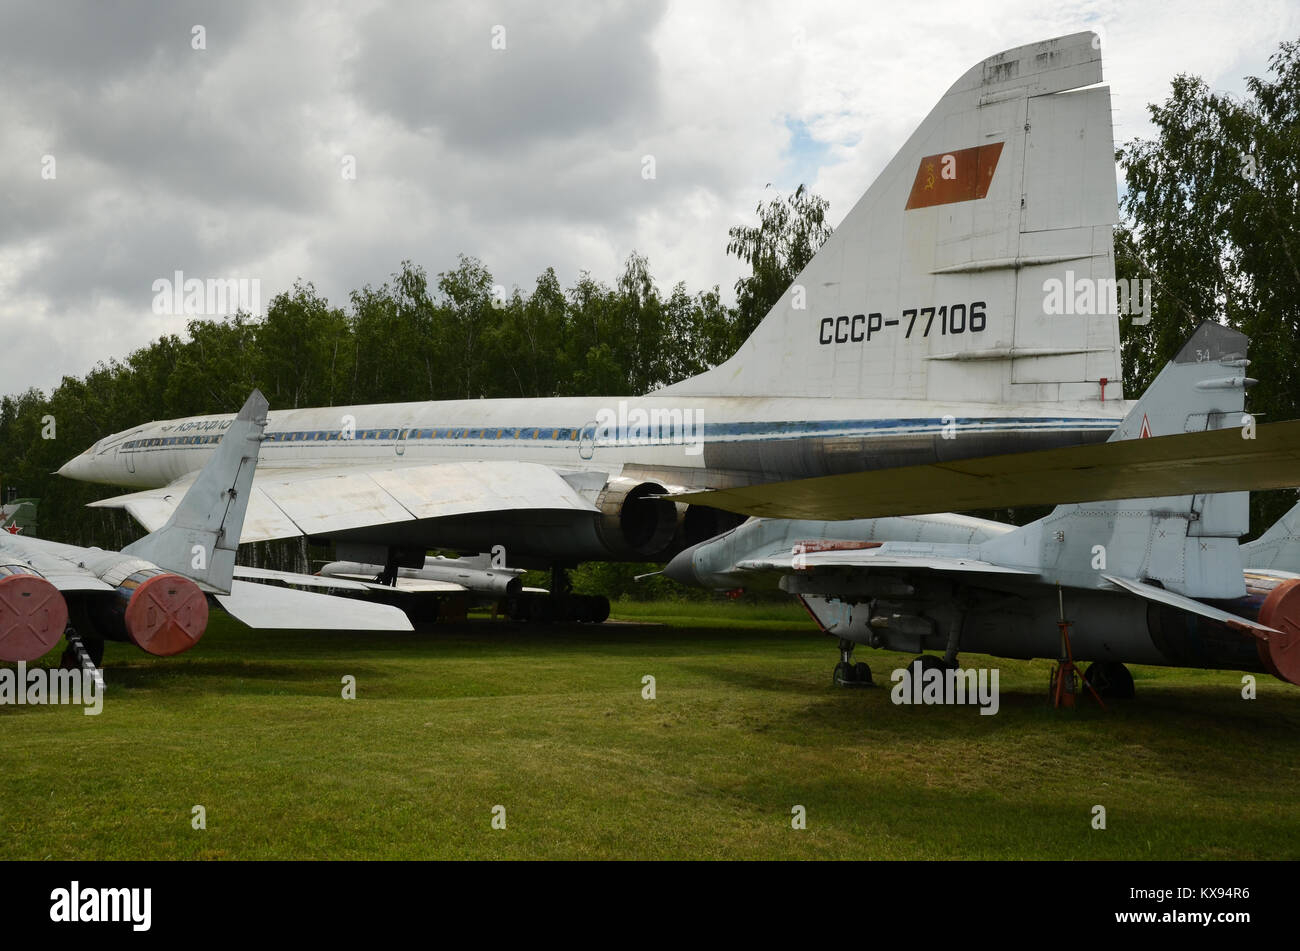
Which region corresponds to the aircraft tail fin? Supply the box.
[659,31,1123,406]
[981,322,1253,597]
[0,499,38,536]
[1241,499,1300,571]
[121,390,268,594]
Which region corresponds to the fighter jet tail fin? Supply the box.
[658,31,1123,406]
[982,322,1253,598]
[121,390,268,595]
[1241,499,1300,571]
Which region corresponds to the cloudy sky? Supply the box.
[2,0,1296,395]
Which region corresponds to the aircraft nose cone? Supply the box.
[55,454,90,479]
[663,542,703,587]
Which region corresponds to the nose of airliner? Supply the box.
[55,450,95,480]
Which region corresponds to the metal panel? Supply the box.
[368,461,596,520]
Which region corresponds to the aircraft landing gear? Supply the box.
[1084,661,1135,699]
[503,564,611,623]
[832,638,873,687]
[58,629,104,670]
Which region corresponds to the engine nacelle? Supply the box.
[78,557,209,657]
[0,564,69,662]
[594,478,680,559]
[1151,573,1300,686]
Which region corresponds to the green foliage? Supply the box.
[1116,39,1300,534]
[726,183,834,347]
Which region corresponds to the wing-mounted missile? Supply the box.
[0,564,69,662]
[318,555,527,597]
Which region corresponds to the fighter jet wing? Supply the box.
[669,420,1300,520]
[0,535,116,591]
[88,460,601,542]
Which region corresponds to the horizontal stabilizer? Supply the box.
[669,419,1300,520]
[215,579,414,631]
[1101,574,1278,636]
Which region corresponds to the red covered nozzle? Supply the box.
[1257,578,1300,686]
[0,572,68,662]
[122,573,208,656]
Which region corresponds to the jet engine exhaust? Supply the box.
[0,567,69,662]
[110,570,209,656]
[1253,577,1300,685]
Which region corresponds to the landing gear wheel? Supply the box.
[586,595,610,624]
[831,639,874,687]
[1084,662,1134,699]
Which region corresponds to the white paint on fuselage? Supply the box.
[61,394,1129,490]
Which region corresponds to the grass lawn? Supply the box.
[2,601,1297,859]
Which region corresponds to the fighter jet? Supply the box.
[0,392,411,668]
[58,34,1139,608]
[664,323,1300,694]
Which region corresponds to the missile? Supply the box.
[0,565,69,662]
[319,556,525,598]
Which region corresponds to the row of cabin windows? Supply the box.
[125,427,584,449]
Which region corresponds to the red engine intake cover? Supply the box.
[1257,578,1300,686]
[123,574,209,656]
[0,574,68,662]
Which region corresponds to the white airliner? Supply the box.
[61,33,1131,571]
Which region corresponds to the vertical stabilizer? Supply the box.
[121,391,268,594]
[659,32,1123,405]
[1241,500,1300,571]
[981,322,1252,597]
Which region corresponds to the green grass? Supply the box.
[2,604,1297,860]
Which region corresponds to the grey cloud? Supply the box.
[350,0,666,151]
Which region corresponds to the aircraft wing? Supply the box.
[215,580,414,631]
[88,460,600,542]
[669,420,1300,520]
[0,535,115,591]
